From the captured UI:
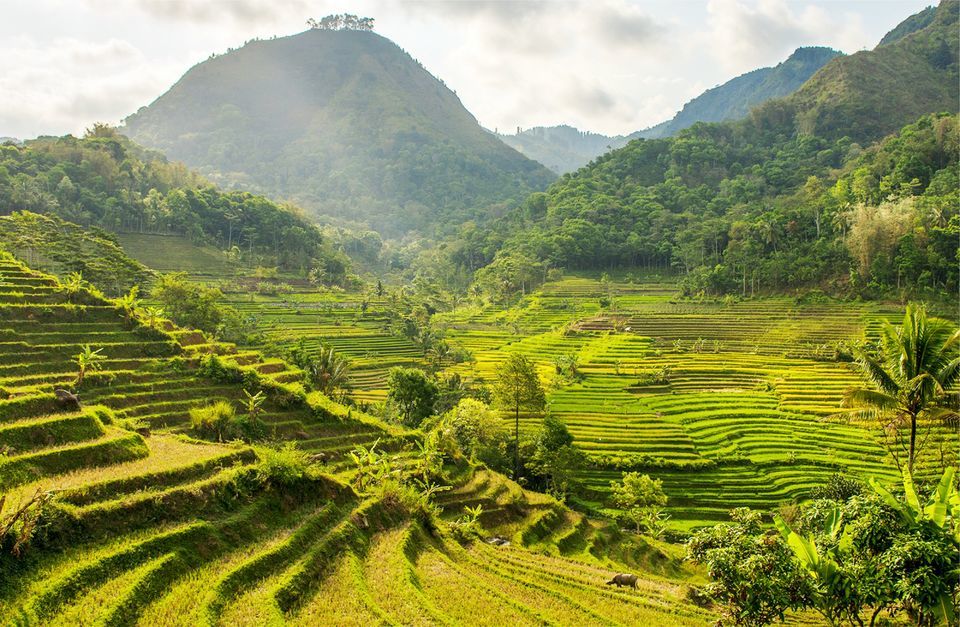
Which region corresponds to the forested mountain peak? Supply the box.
[770,0,958,143]
[634,46,842,140]
[123,28,555,237]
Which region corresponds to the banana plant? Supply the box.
[774,510,860,626]
[869,466,958,539]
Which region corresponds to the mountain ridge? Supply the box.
[124,29,555,237]
[498,46,841,173]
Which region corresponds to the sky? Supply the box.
[0,0,933,139]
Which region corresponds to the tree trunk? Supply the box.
[514,406,520,479]
[908,413,917,476]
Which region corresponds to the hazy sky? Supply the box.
[0,0,932,139]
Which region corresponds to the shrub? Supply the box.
[256,443,312,486]
[189,401,235,441]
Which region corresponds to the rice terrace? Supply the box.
[0,2,958,625]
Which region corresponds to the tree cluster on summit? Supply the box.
[306,14,374,31]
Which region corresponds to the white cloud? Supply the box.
[92,0,313,24]
[0,36,181,138]
[705,0,870,73]
[0,0,930,139]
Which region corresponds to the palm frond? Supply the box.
[854,351,900,395]
[842,388,899,411]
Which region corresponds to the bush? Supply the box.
[256,443,313,486]
[189,401,235,441]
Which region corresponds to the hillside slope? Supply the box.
[764,0,958,143]
[636,46,842,140]
[0,252,711,624]
[463,2,958,298]
[0,131,349,284]
[498,46,840,173]
[123,29,555,237]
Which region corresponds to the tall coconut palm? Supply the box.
[843,303,959,476]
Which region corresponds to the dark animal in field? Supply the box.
[54,389,80,408]
[606,573,638,589]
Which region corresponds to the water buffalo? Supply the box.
[606,573,638,589]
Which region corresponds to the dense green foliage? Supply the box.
[0,128,347,279]
[691,469,960,626]
[447,3,958,300]
[386,367,439,427]
[123,29,554,237]
[463,111,958,300]
[687,508,813,625]
[0,211,151,295]
[150,272,252,342]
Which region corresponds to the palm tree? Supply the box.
[61,272,87,301]
[142,306,165,329]
[843,303,959,476]
[74,345,106,386]
[308,345,351,396]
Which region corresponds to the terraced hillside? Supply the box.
[436,277,941,531]
[126,263,938,534]
[0,254,713,624]
[224,289,422,404]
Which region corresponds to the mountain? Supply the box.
[461,2,958,300]
[769,0,958,143]
[495,125,633,175]
[498,47,840,173]
[878,5,937,45]
[635,46,842,139]
[124,29,555,237]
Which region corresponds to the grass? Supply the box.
[1,250,944,624]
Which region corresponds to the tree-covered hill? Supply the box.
[497,47,840,174]
[496,125,633,175]
[636,47,842,140]
[878,4,937,46]
[0,212,151,296]
[0,129,349,283]
[123,28,555,237]
[761,0,958,143]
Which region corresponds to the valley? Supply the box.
[1,1,958,624]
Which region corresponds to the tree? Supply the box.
[842,303,959,476]
[492,353,546,478]
[74,345,105,386]
[610,472,669,535]
[387,367,438,427]
[115,285,139,323]
[773,468,960,626]
[441,398,504,455]
[240,389,266,421]
[687,509,814,626]
[302,345,351,397]
[529,414,585,500]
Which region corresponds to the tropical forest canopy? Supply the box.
[446,2,959,303]
[0,126,349,283]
